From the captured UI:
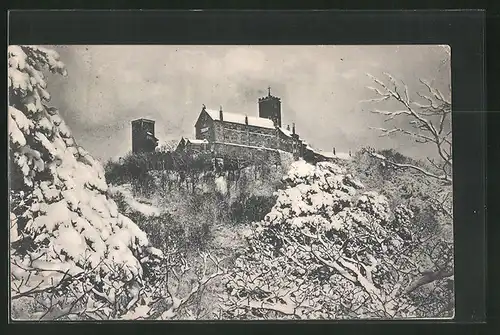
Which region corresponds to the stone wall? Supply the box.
[213,121,277,149]
[211,142,282,166]
[193,118,304,160]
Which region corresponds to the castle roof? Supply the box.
[258,95,281,102]
[132,118,155,124]
[278,127,293,138]
[186,138,209,145]
[278,127,305,144]
[204,108,275,129]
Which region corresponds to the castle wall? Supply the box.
[206,120,304,159]
[211,142,281,166]
[212,122,225,142]
[212,121,278,149]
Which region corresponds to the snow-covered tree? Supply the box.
[219,160,445,319]
[361,53,453,308]
[364,72,452,186]
[8,45,166,320]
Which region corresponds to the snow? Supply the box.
[108,184,161,217]
[9,116,27,147]
[213,141,281,152]
[9,67,31,92]
[53,224,88,262]
[371,153,387,160]
[8,45,27,70]
[186,138,209,145]
[224,158,412,318]
[9,106,34,132]
[285,160,317,182]
[317,151,352,160]
[40,181,61,201]
[28,200,72,233]
[37,117,53,133]
[215,176,228,195]
[9,45,163,316]
[260,160,384,236]
[205,108,275,129]
[278,127,293,138]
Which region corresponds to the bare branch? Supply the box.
[369,152,452,185]
[405,270,453,294]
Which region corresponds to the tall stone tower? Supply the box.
[258,86,282,128]
[131,118,158,153]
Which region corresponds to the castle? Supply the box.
[131,88,351,164]
[177,87,308,160]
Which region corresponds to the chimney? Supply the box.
[349,150,352,157]
[245,115,248,125]
[292,123,296,135]
[219,106,223,121]
[333,147,336,155]
[287,124,290,131]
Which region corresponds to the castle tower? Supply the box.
[131,118,158,153]
[258,86,282,128]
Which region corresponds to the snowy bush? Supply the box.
[8,45,166,320]
[220,160,450,319]
[349,148,454,313]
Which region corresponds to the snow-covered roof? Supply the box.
[186,138,209,145]
[213,141,279,152]
[204,109,275,129]
[132,118,155,124]
[278,127,293,138]
[317,151,352,160]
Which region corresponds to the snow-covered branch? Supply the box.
[364,73,452,184]
[369,152,452,185]
[405,270,453,294]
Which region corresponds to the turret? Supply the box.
[258,86,282,128]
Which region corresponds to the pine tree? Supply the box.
[9,45,163,320]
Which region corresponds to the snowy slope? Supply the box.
[108,184,161,217]
[222,160,419,319]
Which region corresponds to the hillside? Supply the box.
[220,157,453,319]
[102,147,452,319]
[105,152,293,251]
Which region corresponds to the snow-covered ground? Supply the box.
[108,184,161,217]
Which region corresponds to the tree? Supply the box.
[8,45,169,320]
[364,72,452,185]
[361,51,453,306]
[220,160,450,319]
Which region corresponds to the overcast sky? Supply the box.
[45,45,450,162]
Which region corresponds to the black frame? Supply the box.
[6,9,487,333]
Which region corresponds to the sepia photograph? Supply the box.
[8,44,453,320]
